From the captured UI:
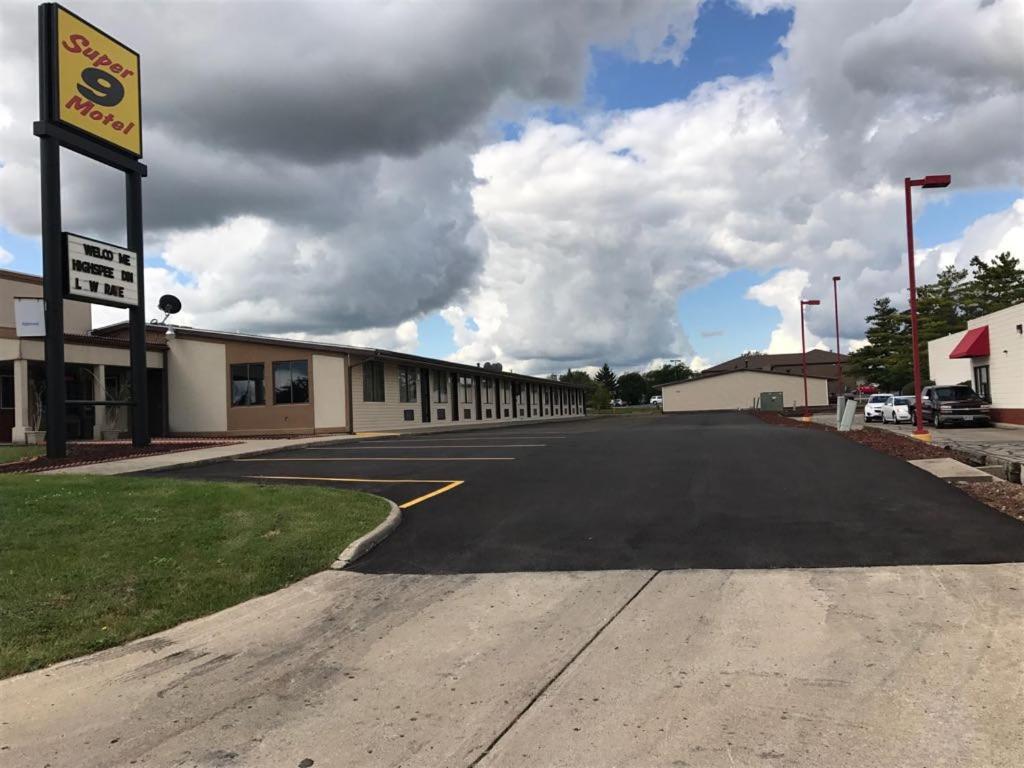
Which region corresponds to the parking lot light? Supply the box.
[905,173,952,442]
[832,276,842,396]
[800,299,820,421]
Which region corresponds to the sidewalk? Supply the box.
[45,433,369,476]
[806,411,1024,479]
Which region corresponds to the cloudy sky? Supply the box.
[1,0,1021,374]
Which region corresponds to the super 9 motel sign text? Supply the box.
[55,5,141,156]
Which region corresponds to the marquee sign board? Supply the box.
[63,232,139,307]
[53,5,141,157]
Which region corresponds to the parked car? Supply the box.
[863,393,891,422]
[920,385,991,428]
[611,398,625,408]
[880,395,914,424]
[650,395,663,406]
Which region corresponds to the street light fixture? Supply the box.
[905,173,952,441]
[800,298,820,420]
[832,276,842,395]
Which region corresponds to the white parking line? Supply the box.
[305,444,545,450]
[235,457,515,462]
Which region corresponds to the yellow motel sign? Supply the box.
[55,5,141,156]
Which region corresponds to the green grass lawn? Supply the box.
[0,445,44,465]
[0,475,389,678]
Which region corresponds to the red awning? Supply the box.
[949,325,989,358]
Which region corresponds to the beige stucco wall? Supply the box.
[168,338,227,433]
[1,273,92,334]
[662,371,829,412]
[16,338,162,368]
[312,354,347,430]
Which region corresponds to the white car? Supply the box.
[880,395,914,424]
[863,393,890,422]
[650,395,663,406]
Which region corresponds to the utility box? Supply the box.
[759,391,784,412]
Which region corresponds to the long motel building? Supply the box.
[1,268,586,441]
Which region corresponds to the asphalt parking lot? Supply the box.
[150,412,1024,572]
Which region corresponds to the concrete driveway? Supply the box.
[3,414,1022,767]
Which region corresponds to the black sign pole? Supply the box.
[126,170,149,446]
[38,3,67,458]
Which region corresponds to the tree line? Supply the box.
[849,252,1024,393]
[552,361,696,409]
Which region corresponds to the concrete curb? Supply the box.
[41,435,363,477]
[330,499,402,570]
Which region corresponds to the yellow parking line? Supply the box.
[235,457,514,462]
[245,475,465,509]
[398,480,465,509]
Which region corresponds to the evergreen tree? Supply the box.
[594,363,618,396]
[848,297,912,392]
[962,252,1024,318]
[915,264,969,374]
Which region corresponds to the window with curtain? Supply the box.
[433,370,448,403]
[460,375,474,403]
[273,360,309,404]
[230,363,265,406]
[363,360,385,402]
[399,366,418,403]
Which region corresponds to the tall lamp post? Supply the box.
[800,298,820,420]
[905,174,952,441]
[832,275,842,395]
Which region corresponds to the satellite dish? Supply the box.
[157,294,182,324]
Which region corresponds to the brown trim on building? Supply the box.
[989,408,1024,426]
[224,340,319,433]
[0,269,43,286]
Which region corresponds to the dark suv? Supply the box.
[920,385,991,428]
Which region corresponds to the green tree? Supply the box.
[591,383,612,411]
[848,297,912,392]
[644,361,694,389]
[595,363,618,397]
[915,264,969,374]
[616,372,647,405]
[962,252,1024,318]
[559,368,597,407]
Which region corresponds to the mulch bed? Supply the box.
[753,410,1023,522]
[0,440,237,475]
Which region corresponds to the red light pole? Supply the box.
[905,174,952,441]
[800,298,820,419]
[832,275,842,395]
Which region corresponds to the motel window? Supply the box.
[482,378,493,404]
[460,375,474,403]
[363,361,385,402]
[433,371,448,403]
[0,374,13,410]
[230,363,265,407]
[399,366,418,403]
[273,360,309,405]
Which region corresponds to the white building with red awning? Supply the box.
[928,302,1024,425]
